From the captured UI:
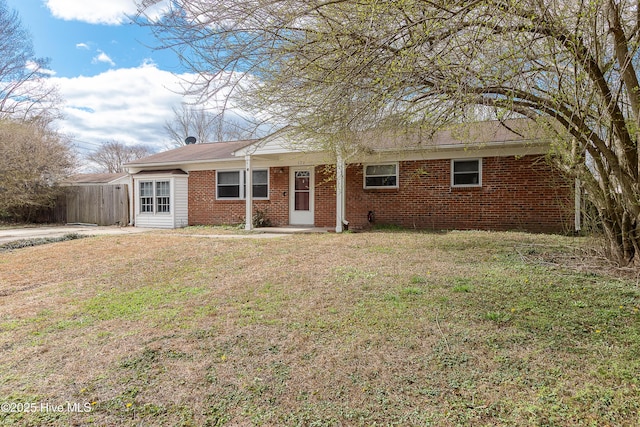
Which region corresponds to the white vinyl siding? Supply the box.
[172,177,189,228]
[135,175,188,229]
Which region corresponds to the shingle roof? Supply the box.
[357,119,545,151]
[124,139,258,166]
[125,120,545,167]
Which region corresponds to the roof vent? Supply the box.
[185,136,197,145]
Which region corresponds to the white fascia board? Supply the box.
[188,151,333,171]
[352,140,550,163]
[132,173,188,181]
[125,157,242,174]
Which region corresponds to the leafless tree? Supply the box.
[87,141,155,173]
[0,119,75,221]
[137,0,640,266]
[164,103,252,146]
[0,0,61,123]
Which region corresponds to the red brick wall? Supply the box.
[315,165,337,229]
[326,155,572,233]
[188,168,290,226]
[187,155,573,233]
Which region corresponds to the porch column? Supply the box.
[245,154,253,231]
[125,170,134,226]
[335,152,345,233]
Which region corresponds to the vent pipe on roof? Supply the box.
[185,136,197,145]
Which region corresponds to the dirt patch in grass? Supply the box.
[1,231,639,426]
[0,233,87,255]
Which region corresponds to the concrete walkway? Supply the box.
[253,226,332,234]
[0,225,332,245]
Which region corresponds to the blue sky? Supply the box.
[7,0,182,78]
[3,0,227,169]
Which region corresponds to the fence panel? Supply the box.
[65,184,129,226]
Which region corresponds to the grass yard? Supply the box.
[0,229,639,426]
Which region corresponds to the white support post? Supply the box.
[335,152,345,233]
[126,170,134,226]
[245,154,253,231]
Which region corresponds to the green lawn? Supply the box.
[0,230,638,426]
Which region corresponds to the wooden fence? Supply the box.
[64,184,129,226]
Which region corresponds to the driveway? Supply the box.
[0,225,319,245]
[0,225,153,245]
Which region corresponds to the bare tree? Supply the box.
[164,103,254,146]
[0,119,74,221]
[0,0,61,122]
[137,0,640,266]
[87,141,155,173]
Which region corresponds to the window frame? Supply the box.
[216,170,242,199]
[216,168,270,200]
[155,181,171,213]
[451,158,482,188]
[139,180,171,214]
[363,162,399,189]
[139,181,154,213]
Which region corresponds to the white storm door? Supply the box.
[289,168,314,225]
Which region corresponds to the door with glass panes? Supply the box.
[289,168,314,225]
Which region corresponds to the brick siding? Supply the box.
[188,168,290,226]
[187,155,573,233]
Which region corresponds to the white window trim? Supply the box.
[363,162,399,189]
[216,168,270,200]
[451,158,482,188]
[138,179,172,215]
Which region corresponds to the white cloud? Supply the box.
[52,64,191,152]
[76,43,90,50]
[45,0,170,25]
[92,51,116,67]
[50,63,262,170]
[26,60,57,76]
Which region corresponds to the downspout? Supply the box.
[335,151,345,233]
[245,154,253,231]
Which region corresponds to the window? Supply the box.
[217,171,241,198]
[364,163,398,188]
[139,180,170,214]
[156,181,171,213]
[251,170,269,198]
[217,169,269,199]
[452,159,481,187]
[140,182,154,213]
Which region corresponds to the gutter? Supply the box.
[368,138,550,154]
[123,156,247,172]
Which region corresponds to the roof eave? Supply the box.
[369,138,549,154]
[124,156,243,170]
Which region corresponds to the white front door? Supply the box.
[289,167,314,225]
